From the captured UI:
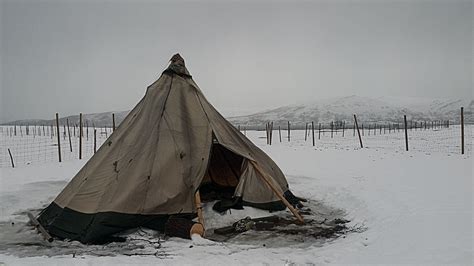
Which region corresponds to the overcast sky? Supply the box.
[0,0,472,122]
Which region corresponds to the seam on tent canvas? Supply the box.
[140,74,175,213]
[193,87,212,125]
[192,88,216,193]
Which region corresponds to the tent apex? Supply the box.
[165,53,191,78]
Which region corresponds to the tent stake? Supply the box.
[250,161,304,224]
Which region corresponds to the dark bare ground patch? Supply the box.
[0,199,365,257]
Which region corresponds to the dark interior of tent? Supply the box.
[199,143,244,209]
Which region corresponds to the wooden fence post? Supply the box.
[287,121,290,142]
[265,122,269,145]
[331,121,334,138]
[354,114,363,148]
[279,125,282,142]
[342,121,345,137]
[461,107,464,155]
[67,118,72,152]
[8,148,14,168]
[94,129,97,154]
[270,122,273,145]
[318,123,321,140]
[56,113,62,162]
[312,121,315,146]
[404,115,409,151]
[79,113,83,159]
[304,123,308,141]
[112,113,116,132]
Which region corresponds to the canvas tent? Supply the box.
[38,54,300,243]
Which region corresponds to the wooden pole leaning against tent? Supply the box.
[250,161,305,224]
[192,191,205,237]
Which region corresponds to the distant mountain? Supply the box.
[227,96,473,126]
[2,111,129,127]
[2,96,472,127]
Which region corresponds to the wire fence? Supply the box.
[0,113,472,168]
[0,125,112,168]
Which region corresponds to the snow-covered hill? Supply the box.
[228,96,473,126]
[3,96,472,127]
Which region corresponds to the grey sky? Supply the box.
[0,0,472,122]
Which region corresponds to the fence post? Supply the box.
[318,123,321,140]
[279,125,282,142]
[305,123,308,141]
[342,121,345,137]
[67,118,72,152]
[270,122,273,145]
[354,114,363,148]
[79,113,83,159]
[8,148,14,168]
[461,107,464,155]
[112,113,116,132]
[404,115,409,151]
[94,129,97,154]
[265,122,269,145]
[312,121,315,146]
[331,121,334,138]
[56,113,62,162]
[287,121,290,142]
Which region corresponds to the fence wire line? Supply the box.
[0,126,111,167]
[0,121,472,168]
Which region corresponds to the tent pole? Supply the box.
[195,191,205,228]
[250,161,305,224]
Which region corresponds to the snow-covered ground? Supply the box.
[0,126,472,265]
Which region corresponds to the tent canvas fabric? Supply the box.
[38,54,291,243]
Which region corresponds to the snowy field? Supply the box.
[0,126,472,265]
